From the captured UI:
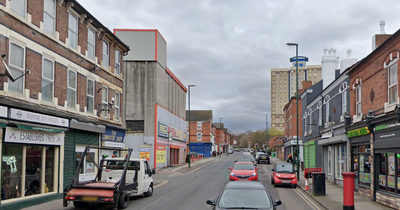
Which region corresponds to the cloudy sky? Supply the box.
[78,0,400,134]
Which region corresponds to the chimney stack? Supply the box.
[372,21,391,51]
[340,49,358,74]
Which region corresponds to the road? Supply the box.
[64,152,325,210]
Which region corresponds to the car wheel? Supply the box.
[144,184,153,197]
[274,183,278,188]
[293,184,297,188]
[73,201,89,209]
[271,177,274,184]
[118,192,129,209]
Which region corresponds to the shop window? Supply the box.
[43,0,55,36]
[1,144,56,200]
[328,146,332,175]
[75,149,95,181]
[335,144,347,179]
[377,153,400,193]
[67,70,77,108]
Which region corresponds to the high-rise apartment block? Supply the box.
[270,56,322,132]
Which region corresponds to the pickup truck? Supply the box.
[63,146,155,210]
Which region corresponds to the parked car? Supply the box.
[255,152,265,161]
[229,162,259,181]
[206,181,282,210]
[258,153,270,164]
[271,162,297,188]
[237,155,257,166]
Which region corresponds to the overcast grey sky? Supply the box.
[78,0,400,134]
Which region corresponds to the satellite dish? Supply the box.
[2,59,16,82]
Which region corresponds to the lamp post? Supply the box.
[263,112,268,151]
[286,42,300,181]
[188,84,195,168]
[220,116,223,157]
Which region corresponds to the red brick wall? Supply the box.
[284,98,302,139]
[25,48,42,99]
[28,0,42,28]
[56,2,68,44]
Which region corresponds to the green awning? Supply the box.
[16,125,64,133]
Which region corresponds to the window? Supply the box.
[196,132,202,141]
[114,92,120,121]
[67,70,76,108]
[335,144,347,179]
[1,144,57,200]
[68,13,78,49]
[356,85,362,116]
[101,86,108,118]
[87,79,94,114]
[103,40,109,69]
[340,82,347,115]
[328,146,332,175]
[75,146,96,181]
[304,112,307,133]
[324,96,330,125]
[388,61,398,105]
[126,120,144,133]
[9,42,25,94]
[87,28,95,60]
[197,122,202,130]
[115,50,121,76]
[308,109,312,131]
[42,58,54,102]
[377,152,400,194]
[43,0,55,35]
[11,0,26,18]
[317,101,322,126]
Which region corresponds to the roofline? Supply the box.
[166,68,187,92]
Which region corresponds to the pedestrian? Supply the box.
[286,154,294,164]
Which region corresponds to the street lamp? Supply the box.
[286,42,300,181]
[188,84,195,168]
[220,116,223,157]
[263,112,268,151]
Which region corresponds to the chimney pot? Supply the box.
[380,20,386,34]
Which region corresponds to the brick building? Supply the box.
[186,110,215,157]
[0,1,128,209]
[347,22,400,209]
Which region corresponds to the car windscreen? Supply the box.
[242,155,255,161]
[218,189,271,208]
[233,163,254,170]
[276,164,295,173]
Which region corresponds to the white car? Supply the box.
[255,152,265,161]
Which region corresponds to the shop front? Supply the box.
[1,108,68,210]
[284,139,303,164]
[373,118,400,209]
[319,128,349,187]
[348,124,372,197]
[156,122,187,168]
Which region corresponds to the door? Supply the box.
[141,161,152,193]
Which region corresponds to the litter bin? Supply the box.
[312,172,326,196]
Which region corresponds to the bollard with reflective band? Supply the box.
[342,172,356,210]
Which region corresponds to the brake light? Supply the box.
[65,196,75,200]
[103,198,114,202]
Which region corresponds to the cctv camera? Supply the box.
[111,97,115,104]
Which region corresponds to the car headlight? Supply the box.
[276,174,280,177]
[251,173,256,177]
[230,173,236,177]
[292,174,296,178]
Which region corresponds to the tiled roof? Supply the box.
[186,110,213,121]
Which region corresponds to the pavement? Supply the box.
[20,154,394,210]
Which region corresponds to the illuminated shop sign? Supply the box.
[158,122,188,142]
[374,122,400,131]
[347,127,370,138]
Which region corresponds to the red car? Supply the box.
[271,162,297,188]
[229,162,259,181]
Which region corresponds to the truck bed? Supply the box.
[66,182,115,197]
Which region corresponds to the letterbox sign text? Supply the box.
[347,127,370,138]
[5,127,64,146]
[158,121,188,142]
[10,108,69,127]
[101,127,125,143]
